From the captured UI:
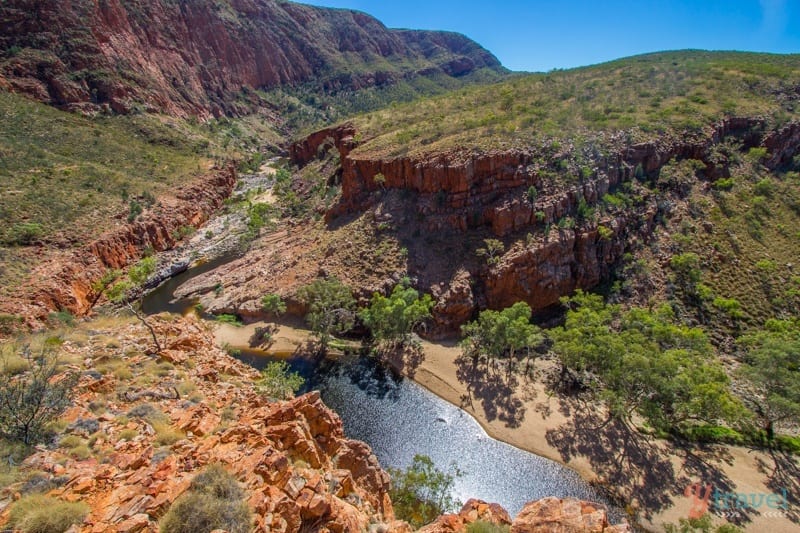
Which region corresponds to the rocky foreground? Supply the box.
[0,315,628,532]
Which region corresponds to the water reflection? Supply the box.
[237,350,619,518]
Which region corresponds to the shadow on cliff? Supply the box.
[455,355,526,428]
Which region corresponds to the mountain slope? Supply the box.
[276,51,800,332]
[0,0,504,117]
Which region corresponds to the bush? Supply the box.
[0,341,78,445]
[255,361,304,400]
[214,314,243,326]
[466,521,510,533]
[5,223,44,245]
[260,293,287,316]
[160,464,251,533]
[389,455,462,529]
[8,495,88,533]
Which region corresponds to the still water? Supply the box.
[237,351,619,518]
[144,265,621,519]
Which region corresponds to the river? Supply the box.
[144,265,622,519]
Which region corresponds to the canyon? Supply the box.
[1,2,799,531]
[0,0,503,118]
[0,315,630,532]
[0,165,237,329]
[167,116,799,335]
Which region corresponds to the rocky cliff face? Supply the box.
[283,117,800,331]
[0,315,403,532]
[0,0,503,117]
[0,315,630,532]
[0,166,237,329]
[420,497,629,533]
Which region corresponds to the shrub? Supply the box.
[597,225,614,241]
[5,223,44,245]
[0,314,23,335]
[0,341,78,445]
[255,361,304,400]
[160,464,251,533]
[152,421,185,446]
[753,178,774,198]
[466,521,511,533]
[389,455,462,529]
[261,294,286,316]
[8,495,88,533]
[712,178,735,191]
[476,239,505,266]
[214,314,243,326]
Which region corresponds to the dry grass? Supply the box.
[8,495,88,533]
[349,51,800,158]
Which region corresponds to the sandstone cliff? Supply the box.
[0,0,503,117]
[0,165,237,329]
[278,117,800,331]
[0,315,402,532]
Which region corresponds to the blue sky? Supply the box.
[304,0,799,72]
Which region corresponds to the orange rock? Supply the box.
[511,497,630,533]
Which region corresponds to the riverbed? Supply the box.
[144,279,621,519]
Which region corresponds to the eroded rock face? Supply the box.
[281,116,800,333]
[0,0,503,117]
[0,316,400,533]
[511,498,630,533]
[420,498,629,533]
[0,166,237,328]
[419,499,513,533]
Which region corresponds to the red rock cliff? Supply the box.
[0,0,503,117]
[0,165,237,328]
[288,117,799,330]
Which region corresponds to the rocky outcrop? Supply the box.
[287,117,800,328]
[419,498,629,533]
[0,314,635,532]
[0,315,400,532]
[0,0,504,117]
[484,203,658,312]
[289,124,359,165]
[419,499,512,533]
[0,166,237,328]
[511,498,630,533]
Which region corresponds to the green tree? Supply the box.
[255,361,304,400]
[296,278,356,352]
[664,515,742,533]
[551,291,738,430]
[476,239,505,266]
[388,455,462,529]
[461,302,543,376]
[524,185,538,204]
[359,279,434,348]
[0,338,78,445]
[99,256,161,353]
[670,252,703,299]
[736,319,800,440]
[260,293,287,316]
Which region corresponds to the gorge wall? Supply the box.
[0,315,630,532]
[0,0,503,117]
[0,166,237,329]
[290,118,799,330]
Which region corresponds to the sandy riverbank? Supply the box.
[213,321,798,533]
